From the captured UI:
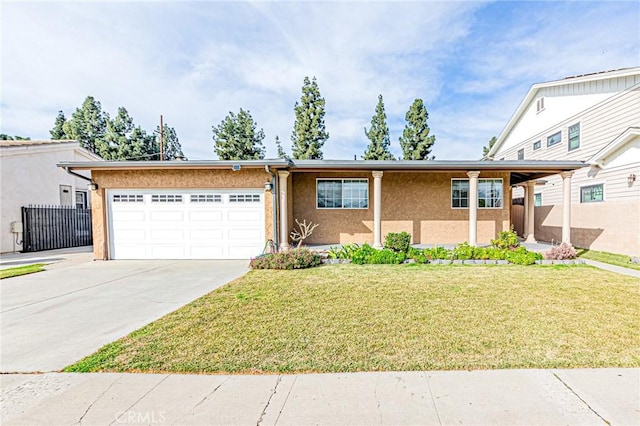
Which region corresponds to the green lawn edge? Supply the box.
[577,248,640,271]
[0,263,46,280]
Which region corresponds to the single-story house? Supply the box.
[58,159,584,260]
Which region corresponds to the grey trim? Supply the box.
[57,159,293,170]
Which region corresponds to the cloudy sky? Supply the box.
[1,1,638,160]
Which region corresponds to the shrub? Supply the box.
[384,232,411,253]
[452,242,476,260]
[407,247,427,263]
[350,243,377,265]
[369,249,406,264]
[423,245,451,260]
[485,247,508,260]
[491,229,520,250]
[250,248,321,270]
[545,242,577,260]
[506,246,543,265]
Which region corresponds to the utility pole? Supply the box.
[159,115,164,161]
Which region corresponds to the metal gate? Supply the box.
[21,205,92,252]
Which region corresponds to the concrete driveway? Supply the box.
[1,257,248,372]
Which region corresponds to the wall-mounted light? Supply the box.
[88,182,98,191]
[264,180,273,191]
[232,164,241,171]
[628,174,637,185]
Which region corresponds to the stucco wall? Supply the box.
[91,168,273,260]
[291,171,510,245]
[0,143,93,253]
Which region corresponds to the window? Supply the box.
[533,140,541,151]
[151,194,183,203]
[451,179,503,209]
[568,123,580,151]
[317,179,368,209]
[534,193,542,207]
[517,148,524,160]
[190,194,222,203]
[547,131,561,147]
[580,184,603,203]
[536,97,545,112]
[113,194,144,203]
[229,194,261,203]
[451,180,469,208]
[75,191,87,209]
[478,179,503,208]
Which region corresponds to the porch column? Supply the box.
[525,180,537,243]
[372,171,384,248]
[561,171,574,243]
[278,171,290,251]
[522,184,529,238]
[467,171,480,246]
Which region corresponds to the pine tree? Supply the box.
[363,94,395,160]
[212,109,266,160]
[154,124,185,160]
[399,98,436,160]
[482,136,497,157]
[275,135,288,159]
[291,76,329,159]
[102,107,134,160]
[50,111,69,139]
[62,96,108,155]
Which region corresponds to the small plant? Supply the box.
[545,242,577,260]
[369,249,406,264]
[423,245,451,260]
[506,246,543,265]
[452,242,476,260]
[491,229,520,250]
[384,231,411,253]
[290,219,319,248]
[407,247,427,263]
[250,248,321,270]
[350,243,377,265]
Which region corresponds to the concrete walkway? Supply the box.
[581,259,640,278]
[1,368,638,425]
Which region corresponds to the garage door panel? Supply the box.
[109,189,264,259]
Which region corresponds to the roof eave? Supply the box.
[57,159,292,171]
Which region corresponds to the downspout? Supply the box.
[265,165,278,250]
[64,166,93,183]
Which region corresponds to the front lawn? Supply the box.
[578,249,640,271]
[66,264,640,373]
[0,263,46,279]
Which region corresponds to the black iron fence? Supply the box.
[21,205,92,252]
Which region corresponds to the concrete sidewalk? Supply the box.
[1,369,638,425]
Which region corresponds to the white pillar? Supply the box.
[522,184,529,238]
[561,171,574,243]
[278,171,290,250]
[372,171,384,248]
[525,180,537,243]
[467,171,480,246]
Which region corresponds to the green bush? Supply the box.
[452,242,476,260]
[423,246,451,260]
[250,248,321,270]
[351,243,377,265]
[384,232,411,253]
[407,247,427,263]
[491,229,520,250]
[506,246,543,265]
[369,249,406,264]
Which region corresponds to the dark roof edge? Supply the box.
[57,159,293,170]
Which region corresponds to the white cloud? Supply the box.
[1,1,638,161]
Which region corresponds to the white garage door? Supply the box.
[108,189,265,259]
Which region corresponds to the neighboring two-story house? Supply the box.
[0,140,102,253]
[488,67,640,256]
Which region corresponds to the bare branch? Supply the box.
[290,219,319,248]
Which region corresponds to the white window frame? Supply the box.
[547,131,562,147]
[536,97,545,113]
[532,140,541,151]
[568,122,580,151]
[451,179,469,209]
[477,178,504,209]
[316,179,369,209]
[534,193,542,207]
[517,148,524,160]
[75,190,88,209]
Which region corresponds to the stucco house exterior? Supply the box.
[488,67,640,256]
[58,159,583,260]
[0,140,101,253]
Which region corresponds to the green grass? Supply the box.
[577,249,640,271]
[65,264,640,374]
[0,263,46,279]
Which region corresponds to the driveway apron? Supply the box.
[0,259,248,372]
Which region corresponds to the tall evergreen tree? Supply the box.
[291,76,329,159]
[102,107,134,160]
[275,135,288,159]
[62,96,109,155]
[399,98,436,160]
[154,124,185,160]
[50,111,69,139]
[482,136,497,157]
[212,109,265,160]
[363,94,394,160]
[0,134,30,140]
